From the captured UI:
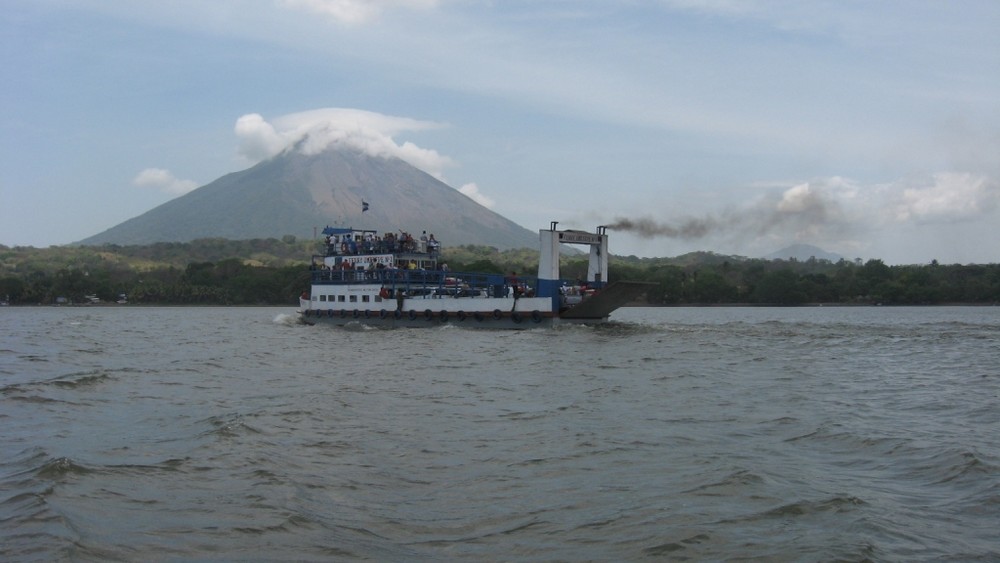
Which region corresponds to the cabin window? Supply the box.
[362,295,370,303]
[349,295,358,303]
[338,295,345,302]
[319,295,327,302]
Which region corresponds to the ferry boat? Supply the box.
[298,221,652,328]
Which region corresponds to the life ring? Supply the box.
[340,309,347,318]
[439,310,449,322]
[380,309,388,319]
[424,308,434,321]
[304,309,311,317]
[394,309,403,319]
[352,309,359,318]
[474,312,484,322]
[363,309,371,319]
[457,310,466,321]
[531,310,543,323]
[327,309,335,318]
[511,312,522,324]
[492,309,503,320]
[409,310,418,321]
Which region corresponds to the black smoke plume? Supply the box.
[606,186,843,240]
[605,216,720,239]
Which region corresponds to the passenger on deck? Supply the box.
[506,271,520,298]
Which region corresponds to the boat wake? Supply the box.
[272,313,301,326]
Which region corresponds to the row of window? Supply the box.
[316,294,384,303]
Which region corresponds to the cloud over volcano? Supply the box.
[234,108,454,179]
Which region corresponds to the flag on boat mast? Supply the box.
[362,200,370,212]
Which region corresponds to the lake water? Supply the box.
[1,306,998,561]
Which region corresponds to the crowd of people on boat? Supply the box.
[310,257,444,281]
[324,230,440,257]
[307,257,541,299]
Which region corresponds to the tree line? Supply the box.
[0,237,312,305]
[0,259,309,306]
[2,238,999,305]
[604,256,1000,305]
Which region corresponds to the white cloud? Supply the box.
[606,170,1000,260]
[279,0,440,25]
[234,108,454,178]
[458,182,495,209]
[233,114,285,162]
[776,183,821,213]
[741,173,1000,234]
[758,173,1000,234]
[892,173,999,223]
[133,168,198,195]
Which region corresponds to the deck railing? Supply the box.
[311,268,541,297]
[310,267,606,299]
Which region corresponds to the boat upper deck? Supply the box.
[311,224,607,300]
[321,226,440,258]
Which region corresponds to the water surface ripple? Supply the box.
[1,306,998,560]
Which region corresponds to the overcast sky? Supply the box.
[3,0,998,264]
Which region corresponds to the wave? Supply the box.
[272,312,302,326]
[48,371,113,389]
[231,513,317,535]
[682,469,766,496]
[2,449,194,492]
[786,425,999,486]
[757,495,867,518]
[197,413,264,439]
[5,394,67,404]
[577,320,664,338]
[902,447,1000,487]
[0,448,205,562]
[34,457,94,479]
[3,371,114,393]
[1,371,115,405]
[642,533,711,557]
[1,451,94,482]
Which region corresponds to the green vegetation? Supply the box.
[0,238,314,305]
[2,239,999,305]
[608,254,1000,305]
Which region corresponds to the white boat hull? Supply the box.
[298,296,571,329]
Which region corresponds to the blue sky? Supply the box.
[3,0,998,264]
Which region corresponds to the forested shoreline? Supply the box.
[2,238,999,306]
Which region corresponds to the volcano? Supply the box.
[77,147,537,250]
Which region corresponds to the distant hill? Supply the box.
[764,244,843,262]
[77,147,538,250]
